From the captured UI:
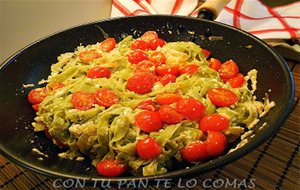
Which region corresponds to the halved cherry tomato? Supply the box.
[156,65,179,76]
[208,58,222,71]
[226,73,245,88]
[176,98,205,121]
[149,38,166,50]
[96,159,127,177]
[219,60,239,79]
[181,141,208,162]
[94,89,119,108]
[131,39,150,50]
[28,87,47,105]
[179,64,199,75]
[158,105,184,124]
[79,50,101,64]
[71,92,95,110]
[127,73,156,94]
[99,38,116,52]
[86,66,111,79]
[128,50,148,64]
[32,104,39,112]
[156,93,182,105]
[149,52,166,65]
[134,60,156,74]
[207,88,238,107]
[141,31,158,42]
[136,99,158,111]
[48,82,65,91]
[202,49,211,58]
[135,110,163,132]
[136,137,162,160]
[160,74,177,86]
[199,114,230,132]
[206,131,227,157]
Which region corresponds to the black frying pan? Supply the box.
[0,14,294,183]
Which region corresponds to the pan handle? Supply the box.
[196,0,232,20]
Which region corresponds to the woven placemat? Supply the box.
[1,61,299,190]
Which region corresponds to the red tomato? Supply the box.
[136,99,158,111]
[226,73,245,88]
[99,38,116,52]
[160,74,177,86]
[149,38,166,50]
[149,52,166,65]
[208,58,222,71]
[136,137,162,160]
[156,65,179,76]
[202,49,211,58]
[28,87,47,105]
[181,141,208,162]
[156,93,182,105]
[86,66,111,79]
[32,104,39,111]
[179,64,199,75]
[94,89,119,108]
[141,31,158,42]
[79,50,101,63]
[134,60,156,74]
[199,114,230,132]
[158,105,184,124]
[127,73,156,94]
[207,88,238,107]
[176,98,205,121]
[48,82,65,91]
[219,60,239,79]
[206,131,227,157]
[135,111,163,132]
[71,92,95,110]
[128,50,148,64]
[96,159,127,177]
[131,40,150,50]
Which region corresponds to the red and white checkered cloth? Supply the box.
[111,0,300,40]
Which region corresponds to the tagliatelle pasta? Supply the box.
[29,31,275,177]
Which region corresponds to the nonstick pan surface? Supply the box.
[0,15,294,182]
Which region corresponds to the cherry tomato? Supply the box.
[176,98,205,121]
[128,50,148,64]
[156,65,179,76]
[99,38,116,52]
[199,114,230,132]
[208,58,222,71]
[131,39,150,50]
[181,141,208,162]
[79,50,101,64]
[141,31,158,42]
[179,64,199,75]
[28,87,47,105]
[207,88,238,107]
[158,105,184,124]
[219,60,239,79]
[136,137,162,160]
[202,49,211,58]
[149,38,166,50]
[32,104,39,112]
[96,159,127,177]
[48,82,65,91]
[156,93,182,105]
[86,66,111,79]
[135,110,163,132]
[160,74,177,86]
[136,99,158,111]
[226,73,245,88]
[206,131,227,157]
[94,89,119,108]
[127,73,156,94]
[71,92,95,110]
[149,52,166,65]
[134,60,156,74]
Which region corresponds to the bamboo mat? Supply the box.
[0,60,299,190]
